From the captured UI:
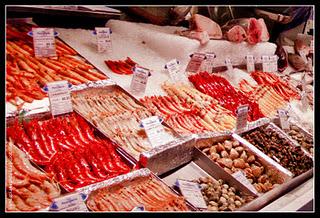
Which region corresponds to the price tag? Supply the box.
[131,205,146,211]
[261,55,270,72]
[203,52,216,72]
[185,52,206,73]
[130,66,150,94]
[269,55,278,72]
[225,58,233,74]
[165,59,188,83]
[299,50,308,64]
[47,80,73,116]
[176,179,207,209]
[246,55,255,73]
[32,27,56,58]
[236,105,249,130]
[232,171,258,195]
[140,116,174,148]
[277,109,289,130]
[49,192,88,211]
[95,27,112,53]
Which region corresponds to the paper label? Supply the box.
[269,55,278,72]
[225,58,233,74]
[95,27,112,53]
[246,55,255,73]
[165,59,188,83]
[49,192,88,211]
[202,31,210,43]
[262,55,270,72]
[47,80,73,116]
[32,27,56,58]
[277,109,289,130]
[203,52,216,73]
[176,179,207,209]
[185,52,206,73]
[236,105,249,130]
[232,171,258,195]
[130,66,150,94]
[141,116,174,148]
[131,206,146,211]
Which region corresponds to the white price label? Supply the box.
[310,40,314,53]
[202,52,216,73]
[49,192,88,211]
[95,27,112,53]
[225,58,233,74]
[277,109,289,130]
[130,66,150,94]
[165,59,188,83]
[232,171,258,195]
[177,179,207,209]
[246,55,255,73]
[131,206,146,211]
[185,52,206,73]
[202,31,210,43]
[262,55,270,72]
[141,116,174,148]
[236,105,249,130]
[32,28,56,58]
[47,80,73,116]
[269,55,278,72]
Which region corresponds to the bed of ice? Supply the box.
[56,19,277,99]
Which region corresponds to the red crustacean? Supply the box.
[6,140,60,211]
[7,113,132,192]
[105,57,140,75]
[188,72,264,121]
[6,22,108,108]
[250,71,300,101]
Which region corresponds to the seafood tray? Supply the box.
[235,120,313,177]
[6,21,109,117]
[140,83,237,135]
[71,84,180,162]
[6,141,61,212]
[139,135,195,175]
[6,110,136,194]
[80,168,195,211]
[195,132,293,194]
[160,149,258,211]
[273,118,314,156]
[188,71,265,121]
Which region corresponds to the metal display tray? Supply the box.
[79,168,197,211]
[160,149,258,211]
[71,83,182,163]
[5,110,137,194]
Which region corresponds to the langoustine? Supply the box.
[6,113,131,192]
[72,88,175,159]
[140,83,236,134]
[6,23,107,107]
[188,72,264,121]
[6,140,60,211]
[86,175,189,211]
